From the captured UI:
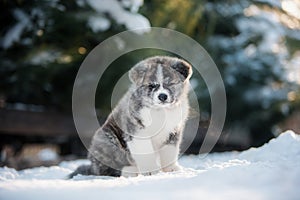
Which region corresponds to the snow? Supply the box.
[121,0,144,13]
[0,9,31,49]
[29,50,61,66]
[0,130,299,200]
[38,148,59,162]
[281,0,300,20]
[253,0,281,8]
[86,0,150,34]
[88,16,111,32]
[243,85,288,109]
[285,51,300,84]
[236,11,286,55]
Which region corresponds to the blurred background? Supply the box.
[0,0,299,170]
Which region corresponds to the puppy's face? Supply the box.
[129,56,192,108]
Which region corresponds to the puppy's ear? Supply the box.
[171,60,193,82]
[129,63,148,85]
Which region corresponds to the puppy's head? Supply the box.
[129,56,192,107]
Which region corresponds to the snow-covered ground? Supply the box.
[1,130,299,200]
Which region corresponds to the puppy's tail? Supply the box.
[68,164,92,179]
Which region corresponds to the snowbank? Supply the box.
[1,130,299,200]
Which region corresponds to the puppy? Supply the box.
[70,56,192,177]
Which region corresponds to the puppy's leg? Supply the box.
[127,138,160,175]
[160,143,182,172]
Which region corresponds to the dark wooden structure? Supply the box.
[0,109,76,137]
[0,109,86,169]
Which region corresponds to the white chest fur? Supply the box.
[125,102,188,175]
[138,102,187,145]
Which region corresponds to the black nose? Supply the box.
[158,93,168,102]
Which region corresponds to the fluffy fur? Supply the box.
[70,56,192,178]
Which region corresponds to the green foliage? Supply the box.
[142,0,205,37]
[1,0,299,146]
[142,0,300,144]
[0,0,125,111]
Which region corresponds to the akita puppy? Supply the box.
[70,56,192,177]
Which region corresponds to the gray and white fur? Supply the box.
[69,56,193,178]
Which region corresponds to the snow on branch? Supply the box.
[86,0,150,34]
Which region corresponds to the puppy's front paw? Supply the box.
[121,166,138,177]
[162,164,182,172]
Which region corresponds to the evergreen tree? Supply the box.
[1,0,299,148]
[142,0,300,146]
[0,0,150,111]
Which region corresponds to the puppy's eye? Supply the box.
[148,83,159,90]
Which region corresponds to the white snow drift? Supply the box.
[0,130,299,200]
